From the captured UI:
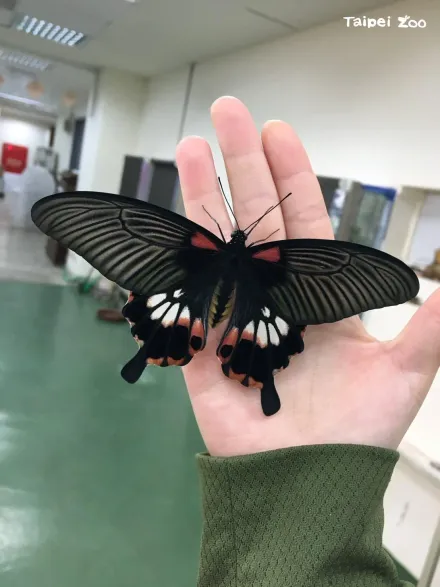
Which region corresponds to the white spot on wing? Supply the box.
[268,324,280,345]
[262,307,270,318]
[162,303,180,326]
[275,317,289,336]
[244,321,255,335]
[147,293,167,308]
[151,301,171,320]
[179,306,190,321]
[173,289,183,298]
[257,322,268,347]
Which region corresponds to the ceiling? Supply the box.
[0,0,401,77]
[0,47,94,118]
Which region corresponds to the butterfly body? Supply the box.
[31,191,420,417]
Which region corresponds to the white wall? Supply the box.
[0,115,51,191]
[77,68,147,193]
[137,0,440,193]
[409,194,440,267]
[86,0,440,195]
[137,66,190,160]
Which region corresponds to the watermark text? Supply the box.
[343,15,427,28]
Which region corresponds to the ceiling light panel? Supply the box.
[0,47,52,71]
[15,14,86,47]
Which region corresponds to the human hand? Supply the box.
[175,96,440,458]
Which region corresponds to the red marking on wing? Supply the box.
[191,232,219,251]
[241,329,254,342]
[221,328,239,349]
[189,318,206,356]
[191,318,204,339]
[147,357,164,366]
[218,328,239,363]
[228,369,246,384]
[248,376,263,390]
[252,247,281,262]
[167,357,186,366]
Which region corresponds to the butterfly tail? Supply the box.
[261,378,281,416]
[121,346,149,383]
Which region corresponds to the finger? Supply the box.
[175,136,233,237]
[210,96,285,243]
[392,288,440,379]
[262,120,334,240]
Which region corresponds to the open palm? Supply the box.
[175,96,440,458]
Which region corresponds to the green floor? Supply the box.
[0,282,205,587]
[0,282,417,586]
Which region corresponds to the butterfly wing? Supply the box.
[249,238,420,324]
[120,285,215,383]
[31,191,227,381]
[31,191,225,294]
[217,238,419,416]
[216,271,306,417]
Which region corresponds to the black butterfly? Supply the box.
[31,190,419,416]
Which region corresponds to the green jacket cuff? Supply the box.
[196,444,410,587]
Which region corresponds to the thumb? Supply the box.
[392,287,440,377]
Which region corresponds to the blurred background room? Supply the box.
[0,0,439,585]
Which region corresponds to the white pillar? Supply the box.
[66,68,146,280]
[77,68,146,193]
[53,110,74,172]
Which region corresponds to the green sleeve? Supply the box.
[196,444,414,587]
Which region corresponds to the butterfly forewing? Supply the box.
[31,191,226,295]
[248,238,419,325]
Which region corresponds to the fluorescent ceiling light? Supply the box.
[0,47,52,71]
[15,14,86,47]
[0,91,56,114]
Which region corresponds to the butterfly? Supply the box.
[31,189,419,416]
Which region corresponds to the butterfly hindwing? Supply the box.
[121,286,215,383]
[217,279,306,416]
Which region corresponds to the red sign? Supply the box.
[2,143,29,174]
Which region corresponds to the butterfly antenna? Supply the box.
[244,193,292,237]
[202,205,226,242]
[249,228,280,247]
[218,177,240,230]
